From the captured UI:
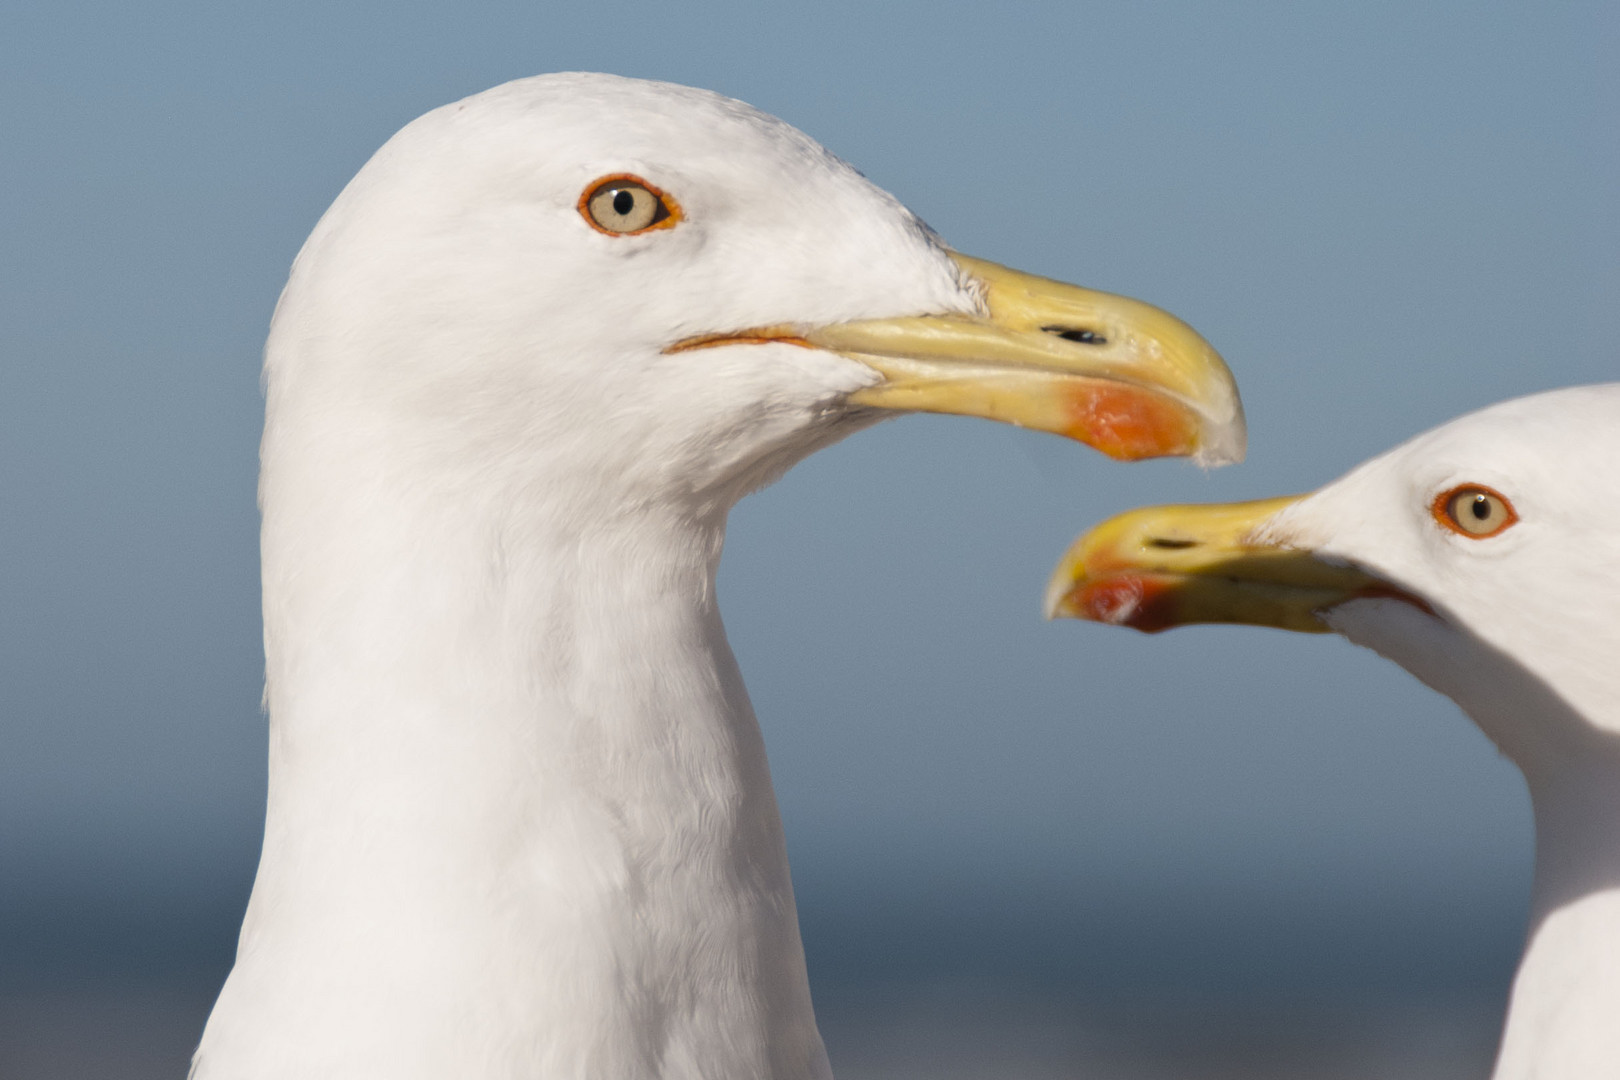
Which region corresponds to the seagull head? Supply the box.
[1047,385,1620,773]
[266,73,1244,520]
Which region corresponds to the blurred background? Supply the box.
[1,1,1615,1076]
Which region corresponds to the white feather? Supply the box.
[193,72,979,1079]
[1265,384,1620,1080]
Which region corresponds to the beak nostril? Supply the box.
[1146,537,1197,550]
[1042,325,1107,346]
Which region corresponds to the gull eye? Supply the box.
[1434,484,1517,539]
[579,175,678,235]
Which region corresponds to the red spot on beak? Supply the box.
[1074,573,1180,633]
[1063,383,1201,461]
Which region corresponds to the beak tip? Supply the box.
[1041,590,1068,621]
[1192,401,1248,469]
[1043,554,1086,621]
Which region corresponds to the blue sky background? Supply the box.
[1,0,1616,1015]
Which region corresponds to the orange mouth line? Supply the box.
[664,326,812,354]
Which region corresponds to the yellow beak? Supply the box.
[671,253,1246,465]
[1044,496,1422,633]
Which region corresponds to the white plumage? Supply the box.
[1278,387,1620,1080]
[193,72,1240,1078]
[1053,384,1620,1080]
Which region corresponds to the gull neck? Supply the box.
[196,440,831,1079]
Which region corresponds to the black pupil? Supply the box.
[612,189,636,216]
[1471,495,1491,520]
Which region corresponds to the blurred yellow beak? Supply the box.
[671,253,1246,465]
[1044,496,1426,633]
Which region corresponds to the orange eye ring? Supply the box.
[1433,484,1518,539]
[578,173,682,236]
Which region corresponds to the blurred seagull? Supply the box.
[1049,385,1620,1080]
[191,73,1243,1080]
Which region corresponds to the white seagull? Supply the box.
[191,73,1244,1079]
[1049,384,1620,1080]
